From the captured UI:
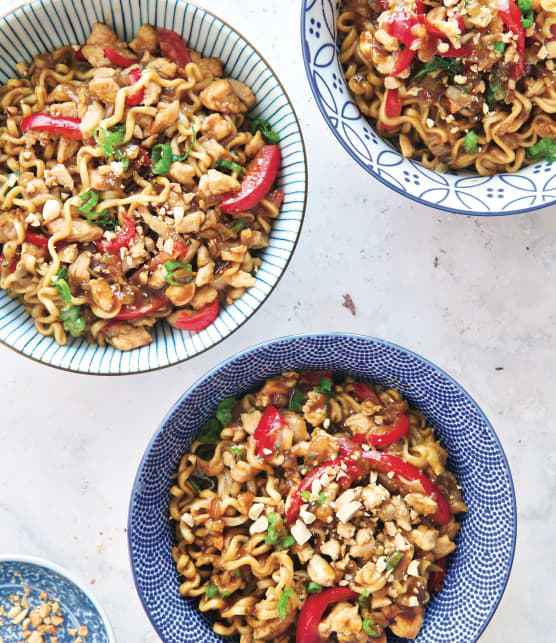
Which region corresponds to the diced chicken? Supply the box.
[344,412,373,434]
[190,284,218,310]
[198,57,223,78]
[148,57,178,78]
[291,520,312,546]
[433,534,456,558]
[200,79,252,115]
[404,492,438,516]
[361,484,390,511]
[337,522,356,541]
[302,391,327,426]
[87,23,119,47]
[241,410,261,434]
[89,278,116,312]
[89,166,119,191]
[57,137,80,163]
[245,130,264,159]
[103,321,152,351]
[201,138,229,161]
[283,411,309,442]
[151,100,180,134]
[168,162,195,186]
[50,102,78,119]
[228,79,256,109]
[198,169,240,196]
[129,24,158,56]
[80,101,104,139]
[320,539,341,561]
[390,607,424,639]
[318,602,366,643]
[240,228,267,249]
[44,164,74,190]
[409,525,439,552]
[293,542,314,564]
[48,218,103,243]
[166,282,196,307]
[57,243,78,263]
[220,244,247,262]
[138,206,171,239]
[89,67,121,103]
[25,178,48,198]
[307,554,335,587]
[175,210,204,234]
[201,113,232,140]
[195,263,214,288]
[378,495,412,531]
[68,251,91,286]
[81,45,110,67]
[227,271,256,289]
[142,81,162,106]
[354,561,388,591]
[228,459,259,483]
[350,528,375,559]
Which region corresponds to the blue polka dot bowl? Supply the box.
[0,0,306,374]
[128,333,516,643]
[0,555,115,642]
[301,1,555,216]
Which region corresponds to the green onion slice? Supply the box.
[114,149,130,172]
[313,377,334,397]
[60,304,86,334]
[216,158,244,175]
[189,472,216,494]
[526,138,556,162]
[278,589,294,621]
[51,277,72,303]
[78,190,99,214]
[164,260,193,286]
[385,551,404,572]
[205,584,219,598]
[231,220,245,233]
[307,582,322,594]
[463,130,479,154]
[493,41,506,53]
[87,209,116,230]
[362,618,382,638]
[288,387,305,411]
[231,447,244,458]
[251,119,280,144]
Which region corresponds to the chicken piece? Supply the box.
[390,607,424,639]
[302,391,327,426]
[408,525,439,552]
[166,282,195,306]
[89,166,119,191]
[228,79,256,109]
[81,45,110,67]
[80,101,104,139]
[306,427,340,462]
[240,229,267,249]
[378,495,412,531]
[57,137,80,163]
[240,410,261,434]
[148,57,178,78]
[44,164,74,190]
[198,169,239,196]
[226,270,256,289]
[200,79,251,115]
[103,321,152,351]
[50,102,78,119]
[201,138,229,161]
[168,162,195,186]
[68,251,91,286]
[25,178,48,198]
[433,534,456,558]
[142,81,162,106]
[320,539,341,561]
[47,217,103,242]
[350,528,375,559]
[318,602,366,643]
[89,68,121,103]
[307,554,335,587]
[129,24,158,56]
[404,492,438,517]
[245,130,264,159]
[201,113,233,141]
[57,243,78,263]
[228,460,259,483]
[361,484,390,511]
[87,23,119,47]
[344,412,374,434]
[282,410,308,442]
[151,100,180,134]
[195,263,214,288]
[89,278,116,312]
[139,207,170,239]
[198,57,223,78]
[190,284,218,310]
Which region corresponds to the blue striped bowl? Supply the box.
[0,0,306,374]
[129,334,516,643]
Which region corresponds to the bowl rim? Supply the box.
[0,0,308,376]
[300,1,549,217]
[128,331,517,643]
[0,553,116,642]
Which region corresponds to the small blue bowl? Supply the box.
[301,0,555,216]
[0,555,115,643]
[128,333,516,643]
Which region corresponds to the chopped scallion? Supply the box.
[216,158,244,175]
[278,589,294,621]
[288,387,305,411]
[78,189,99,214]
[362,618,382,638]
[307,582,322,594]
[385,551,404,572]
[464,130,479,154]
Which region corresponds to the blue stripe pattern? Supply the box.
[0,0,307,374]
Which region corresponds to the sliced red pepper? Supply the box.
[285,457,362,527]
[96,215,135,254]
[296,587,358,643]
[497,0,524,79]
[299,370,334,390]
[126,67,144,106]
[115,296,169,321]
[253,405,287,457]
[148,239,189,270]
[390,47,416,77]
[353,413,410,447]
[428,556,447,593]
[75,46,86,61]
[170,298,220,331]
[157,28,192,68]
[219,145,281,215]
[24,231,65,250]
[384,11,420,47]
[138,144,152,168]
[378,0,389,9]
[383,88,403,131]
[266,189,285,209]
[103,46,137,68]
[361,451,451,524]
[21,114,83,140]
[416,0,427,12]
[352,382,382,406]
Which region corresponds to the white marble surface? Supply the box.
[0,0,555,641]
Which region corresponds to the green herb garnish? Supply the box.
[288,387,305,411]
[87,209,116,230]
[385,551,404,572]
[151,128,196,175]
[231,447,244,458]
[78,189,99,214]
[197,417,222,444]
[307,582,322,594]
[362,618,382,638]
[526,138,556,162]
[231,220,244,233]
[464,130,479,154]
[56,265,68,281]
[251,118,280,144]
[215,397,237,424]
[51,277,72,303]
[265,512,295,550]
[94,124,125,157]
[518,0,534,27]
[493,41,506,53]
[164,260,193,286]
[216,158,244,175]
[60,304,86,335]
[358,589,370,608]
[114,148,130,172]
[221,590,231,598]
[313,377,334,397]
[486,72,505,110]
[411,56,463,81]
[278,589,294,621]
[189,472,216,494]
[205,584,219,598]
[301,490,327,504]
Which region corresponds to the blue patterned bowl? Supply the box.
[0,0,306,374]
[301,0,555,216]
[128,333,516,643]
[0,555,115,642]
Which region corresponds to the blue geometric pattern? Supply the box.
[0,557,114,642]
[128,333,516,643]
[0,0,306,374]
[301,0,554,216]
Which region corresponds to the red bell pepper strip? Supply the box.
[148,239,189,270]
[361,451,451,524]
[170,298,220,331]
[96,216,135,254]
[24,231,66,250]
[384,11,420,46]
[253,405,287,457]
[383,88,403,131]
[497,0,524,79]
[352,382,382,406]
[285,457,363,527]
[428,556,447,593]
[103,46,137,68]
[138,144,152,167]
[220,145,281,215]
[115,296,168,320]
[75,46,86,61]
[296,587,358,643]
[157,28,192,68]
[299,370,334,389]
[353,413,410,447]
[416,0,427,12]
[21,114,83,140]
[126,67,144,106]
[390,47,416,77]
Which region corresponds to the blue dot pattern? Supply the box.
[301,0,556,216]
[128,334,517,643]
[0,0,306,374]
[0,560,113,642]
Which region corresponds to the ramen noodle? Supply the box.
[339,0,556,175]
[170,371,467,642]
[0,23,283,351]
